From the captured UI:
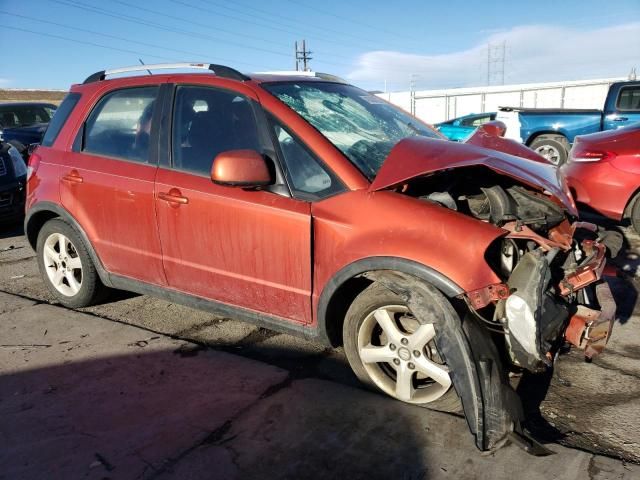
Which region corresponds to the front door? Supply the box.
[604,83,640,130]
[60,85,166,285]
[155,84,312,323]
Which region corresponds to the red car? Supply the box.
[561,124,640,232]
[25,63,616,451]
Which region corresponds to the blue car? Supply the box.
[435,112,497,142]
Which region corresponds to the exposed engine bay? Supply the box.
[402,166,619,372]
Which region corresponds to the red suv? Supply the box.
[26,63,616,451]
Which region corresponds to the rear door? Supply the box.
[60,85,166,285]
[155,82,313,323]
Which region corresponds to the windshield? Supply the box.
[263,82,441,179]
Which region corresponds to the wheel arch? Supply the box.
[623,187,640,219]
[316,256,463,347]
[25,201,113,287]
[525,130,570,146]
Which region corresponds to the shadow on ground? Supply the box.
[0,345,432,479]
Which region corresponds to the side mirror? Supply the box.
[211,149,272,187]
[476,120,507,137]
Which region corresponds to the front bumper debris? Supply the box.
[564,281,616,359]
[474,220,618,370]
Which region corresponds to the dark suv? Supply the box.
[25,63,617,451]
[0,140,27,221]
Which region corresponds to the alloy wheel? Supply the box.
[534,144,561,165]
[357,305,452,404]
[42,233,83,297]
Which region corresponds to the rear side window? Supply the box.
[41,93,80,147]
[617,86,640,111]
[461,115,492,127]
[83,87,159,163]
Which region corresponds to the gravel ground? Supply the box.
[1,217,639,464]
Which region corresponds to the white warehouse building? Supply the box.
[375,77,626,125]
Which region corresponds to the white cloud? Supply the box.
[348,23,640,90]
[0,78,10,87]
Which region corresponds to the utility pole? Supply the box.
[409,74,417,115]
[295,40,312,71]
[487,41,506,86]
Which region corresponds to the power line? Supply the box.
[282,0,424,44]
[171,0,382,54]
[48,0,357,70]
[3,25,176,63]
[110,0,290,50]
[49,0,292,59]
[196,0,407,52]
[0,11,270,70]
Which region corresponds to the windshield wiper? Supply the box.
[405,122,423,135]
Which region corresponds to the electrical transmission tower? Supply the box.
[295,40,312,71]
[487,41,506,86]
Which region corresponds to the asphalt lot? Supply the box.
[1,217,640,478]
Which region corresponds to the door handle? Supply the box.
[62,171,83,184]
[612,117,628,122]
[158,190,189,205]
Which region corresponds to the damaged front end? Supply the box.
[372,136,620,452]
[373,136,619,371]
[455,180,618,371]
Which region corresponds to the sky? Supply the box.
[1,0,639,92]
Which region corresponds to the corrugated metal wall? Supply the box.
[376,78,624,124]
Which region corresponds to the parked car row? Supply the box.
[436,80,640,166]
[0,102,57,224]
[21,63,629,453]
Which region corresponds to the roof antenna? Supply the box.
[138,59,153,75]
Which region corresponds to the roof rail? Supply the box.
[82,63,249,84]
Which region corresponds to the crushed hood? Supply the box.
[369,136,577,216]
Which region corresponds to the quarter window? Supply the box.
[271,118,342,199]
[172,86,261,176]
[83,87,159,163]
[42,94,80,147]
[617,86,640,111]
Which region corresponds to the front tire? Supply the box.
[343,282,461,412]
[36,218,108,308]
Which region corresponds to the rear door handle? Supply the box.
[61,171,83,184]
[612,117,628,122]
[158,190,189,205]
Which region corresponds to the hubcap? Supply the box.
[43,233,83,297]
[535,144,561,165]
[357,305,452,404]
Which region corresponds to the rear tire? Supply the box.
[36,218,108,308]
[530,135,569,166]
[343,282,462,413]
